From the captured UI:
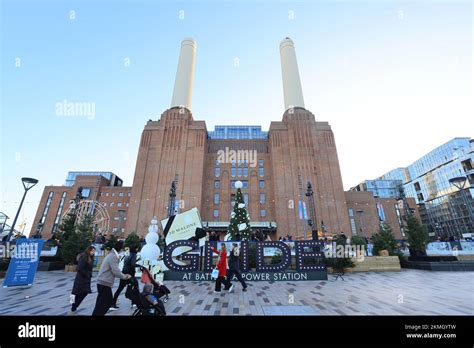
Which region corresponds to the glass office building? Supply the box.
[379,138,474,238]
[208,126,268,140]
[352,179,403,199]
[65,171,123,187]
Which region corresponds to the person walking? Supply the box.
[111,245,138,309]
[226,243,247,292]
[211,243,233,293]
[69,245,96,315]
[92,241,131,316]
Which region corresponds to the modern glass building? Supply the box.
[65,171,123,187]
[351,179,403,199]
[379,138,474,238]
[208,126,268,140]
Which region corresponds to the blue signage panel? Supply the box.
[3,239,44,287]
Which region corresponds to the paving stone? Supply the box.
[0,269,472,316]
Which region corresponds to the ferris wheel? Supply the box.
[62,199,110,235]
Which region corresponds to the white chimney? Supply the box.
[279,37,305,110]
[171,38,197,111]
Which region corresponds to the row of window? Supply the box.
[216,160,264,167]
[213,180,265,189]
[102,202,129,208]
[213,193,265,204]
[99,192,131,197]
[215,161,265,178]
[213,209,266,218]
[38,191,68,234]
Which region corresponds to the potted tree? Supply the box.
[124,232,141,251]
[372,223,399,257]
[58,213,94,272]
[405,215,429,257]
[350,235,367,257]
[324,235,355,273]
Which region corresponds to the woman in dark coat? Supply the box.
[70,246,96,314]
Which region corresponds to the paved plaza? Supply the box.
[0,269,472,316]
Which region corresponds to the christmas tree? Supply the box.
[228,181,251,241]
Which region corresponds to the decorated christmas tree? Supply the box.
[228,181,251,241]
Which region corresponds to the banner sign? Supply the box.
[426,241,474,255]
[3,239,44,288]
[164,271,326,281]
[161,208,204,257]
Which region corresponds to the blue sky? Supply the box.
[1,0,472,233]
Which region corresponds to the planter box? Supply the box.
[65,265,77,272]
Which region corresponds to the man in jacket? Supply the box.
[111,246,138,309]
[226,243,247,292]
[92,240,131,316]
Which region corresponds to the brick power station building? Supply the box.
[30,38,416,241]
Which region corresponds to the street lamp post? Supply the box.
[7,177,39,242]
[305,182,318,240]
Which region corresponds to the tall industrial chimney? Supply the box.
[279,37,305,110]
[171,38,197,111]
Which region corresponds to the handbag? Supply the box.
[210,268,219,280]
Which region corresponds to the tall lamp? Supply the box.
[7,177,39,241]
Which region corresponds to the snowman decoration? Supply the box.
[140,216,161,260]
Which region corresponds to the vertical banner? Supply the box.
[298,201,308,220]
[377,203,385,222]
[3,239,44,287]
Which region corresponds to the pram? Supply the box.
[125,277,166,316]
[139,266,171,303]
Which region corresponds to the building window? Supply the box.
[110,202,115,207]
[81,188,91,198]
[118,202,122,207]
[414,182,421,191]
[103,202,107,207]
[39,191,54,225]
[244,193,249,206]
[259,167,264,177]
[215,167,220,177]
[259,159,264,167]
[260,193,265,204]
[126,203,129,207]
[127,192,131,197]
[119,192,124,197]
[99,192,103,197]
[112,193,115,197]
[348,209,357,235]
[214,193,219,204]
[52,192,67,233]
[231,180,248,189]
[106,192,109,197]
[231,167,236,177]
[243,167,248,177]
[259,180,265,189]
[213,210,219,218]
[214,181,220,189]
[260,209,266,217]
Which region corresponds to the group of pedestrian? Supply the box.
[69,240,136,316]
[278,234,293,242]
[211,243,247,293]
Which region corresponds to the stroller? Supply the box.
[125,277,166,316]
[139,266,171,303]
